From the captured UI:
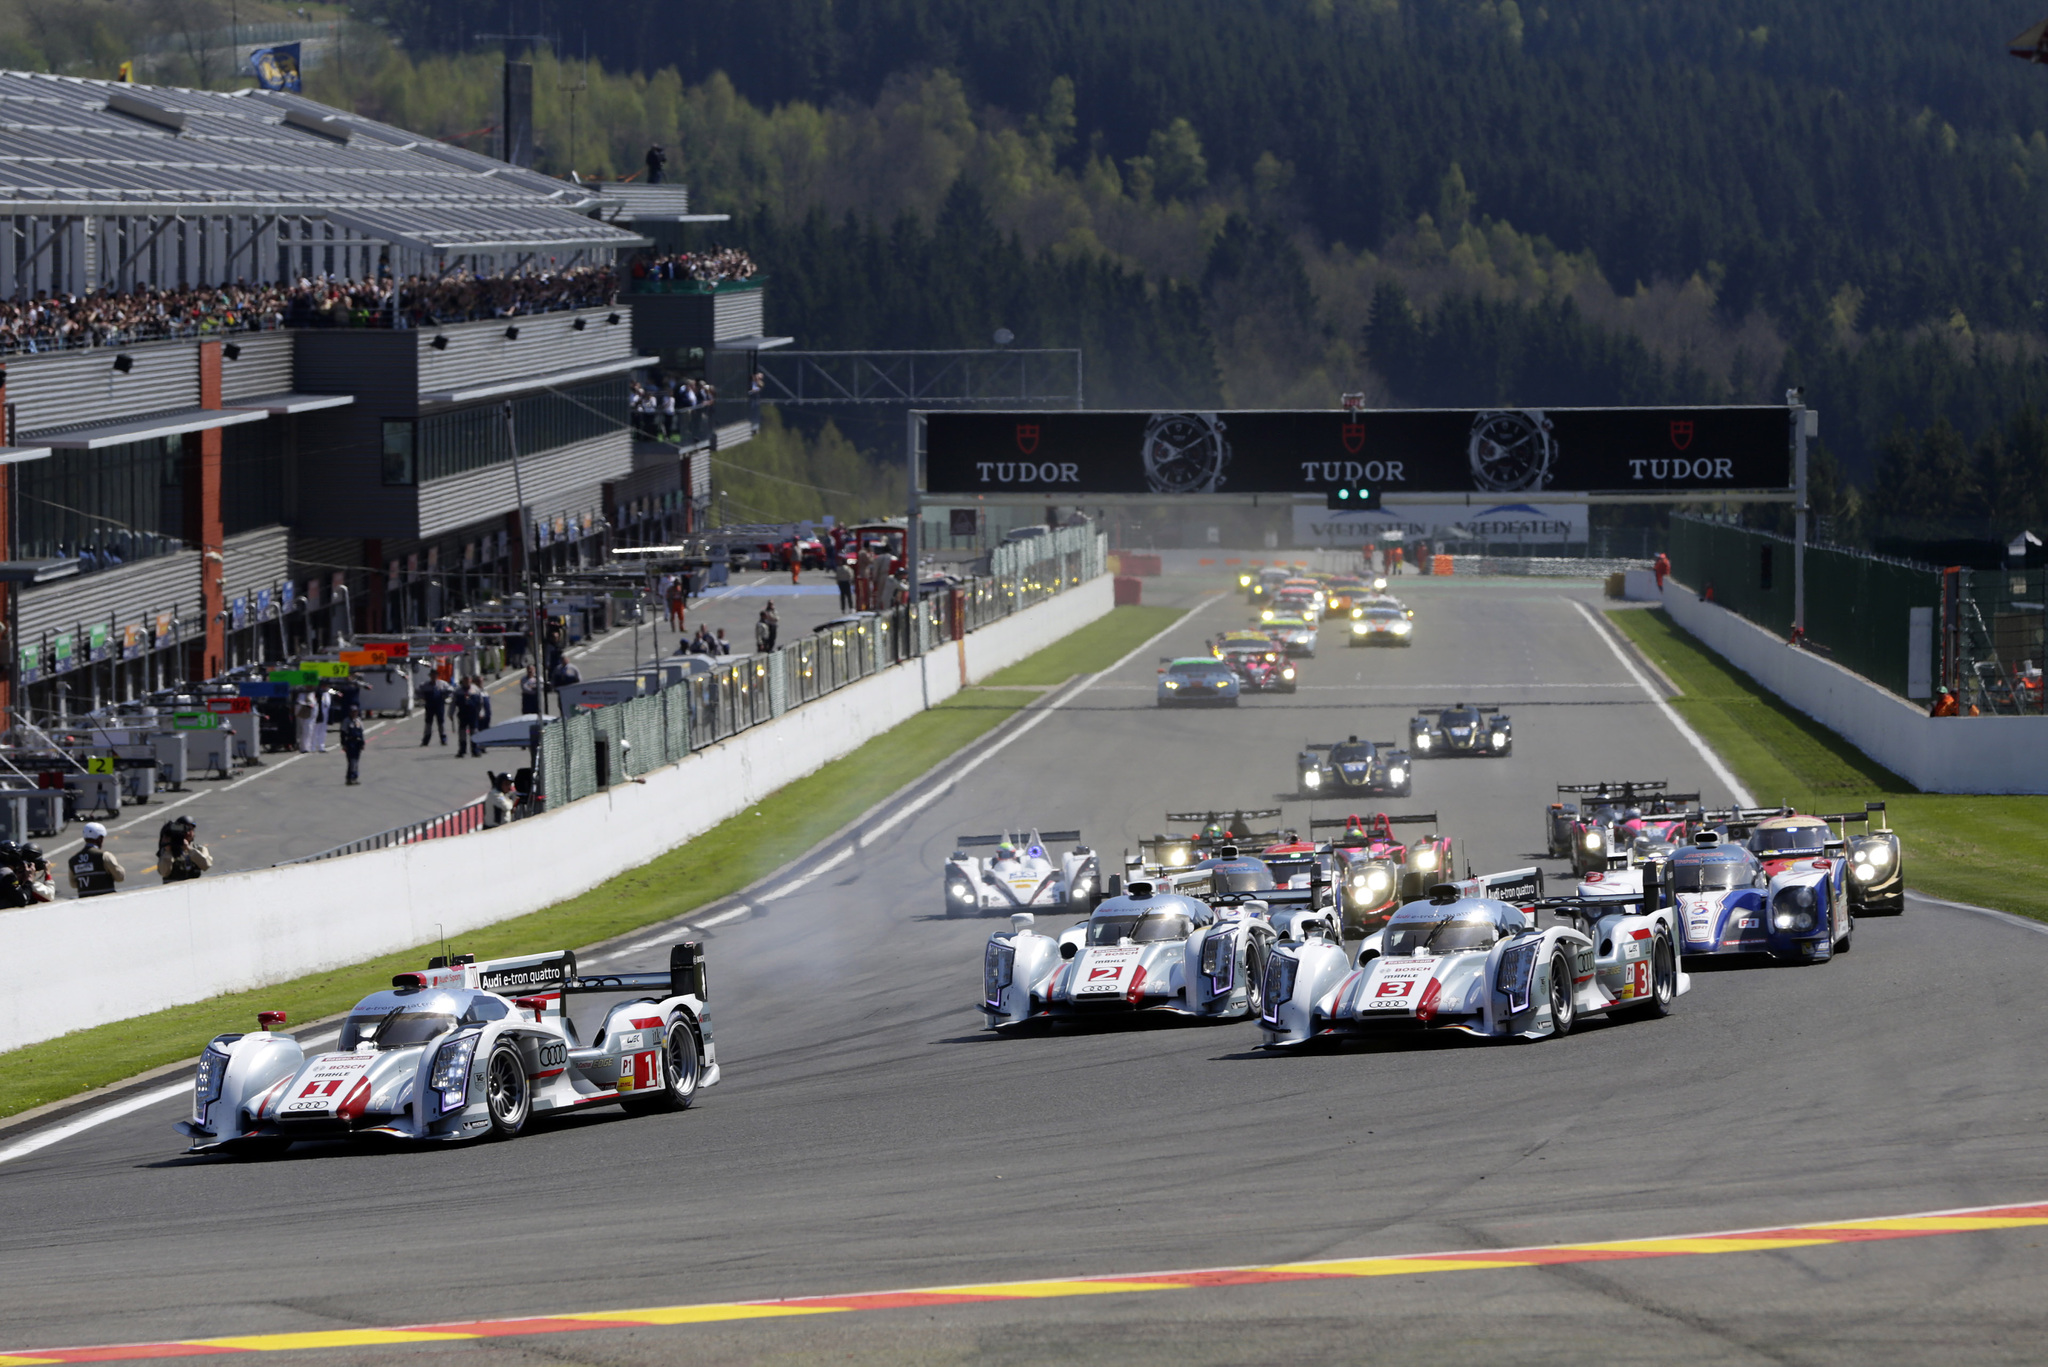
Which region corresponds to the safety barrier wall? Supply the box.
[1659,581,2048,795]
[0,574,1115,1053]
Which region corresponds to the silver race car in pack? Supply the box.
[1409,702,1512,757]
[1296,735,1413,798]
[944,827,1100,917]
[980,867,1335,1031]
[178,944,718,1156]
[1258,866,1688,1047]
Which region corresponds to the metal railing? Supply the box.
[279,797,493,865]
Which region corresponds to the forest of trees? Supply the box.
[6,0,2047,545]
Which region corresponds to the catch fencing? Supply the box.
[534,525,1106,807]
[1667,515,1941,699]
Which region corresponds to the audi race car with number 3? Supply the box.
[178,945,718,1155]
[944,828,1101,917]
[1258,868,1688,1048]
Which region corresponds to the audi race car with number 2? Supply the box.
[179,945,718,1156]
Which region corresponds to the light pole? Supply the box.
[503,401,547,716]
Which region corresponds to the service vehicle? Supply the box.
[1296,735,1412,798]
[1258,615,1319,657]
[1258,868,1687,1048]
[1665,827,1855,963]
[178,945,717,1156]
[943,827,1101,917]
[1157,656,1241,706]
[1348,605,1414,647]
[1409,703,1512,757]
[979,872,1321,1030]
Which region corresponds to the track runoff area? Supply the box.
[4,573,2047,1365]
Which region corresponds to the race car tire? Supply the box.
[623,1018,701,1114]
[1547,951,1577,1038]
[485,1041,529,1138]
[1242,944,1265,1016]
[1836,911,1854,954]
[1623,936,1678,1020]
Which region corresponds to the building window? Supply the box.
[222,419,285,534]
[382,420,417,486]
[13,436,184,573]
[414,376,627,484]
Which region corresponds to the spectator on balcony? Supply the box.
[645,144,667,185]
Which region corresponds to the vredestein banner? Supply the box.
[922,407,1794,496]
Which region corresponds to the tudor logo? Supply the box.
[1669,420,1694,450]
[1015,424,1040,455]
[1341,421,1365,454]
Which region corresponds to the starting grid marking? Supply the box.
[6,1201,2047,1363]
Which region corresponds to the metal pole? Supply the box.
[906,408,922,654]
[504,401,545,716]
[1790,392,1809,637]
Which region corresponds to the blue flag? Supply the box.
[249,43,302,93]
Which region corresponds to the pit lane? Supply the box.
[3,572,2044,1366]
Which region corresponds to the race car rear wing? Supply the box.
[1445,866,1545,906]
[956,829,1083,846]
[1817,803,1885,827]
[1310,811,1437,830]
[1698,805,1793,838]
[1166,808,1283,824]
[1557,780,1667,797]
[1302,741,1399,751]
[564,942,708,1003]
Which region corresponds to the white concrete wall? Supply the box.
[1660,582,2048,795]
[0,577,1115,1054]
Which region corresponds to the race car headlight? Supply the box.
[1414,733,1431,749]
[1214,679,1231,689]
[1352,621,1369,634]
[1163,680,1180,690]
[1497,938,1539,1013]
[1771,886,1820,932]
[1388,766,1405,783]
[1491,731,1506,748]
[1265,952,1299,1006]
[1351,606,1363,619]
[1411,848,1439,871]
[1261,609,1275,621]
[948,879,974,901]
[1200,934,1235,992]
[1584,831,1604,850]
[1303,769,1322,788]
[1239,573,1253,587]
[1391,620,1411,634]
[193,1040,233,1126]
[1282,667,1295,679]
[984,941,1015,1003]
[1072,872,1093,893]
[430,1032,480,1115]
[1163,845,1191,867]
[1852,861,1877,881]
[1860,844,1891,867]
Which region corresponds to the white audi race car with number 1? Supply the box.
[178,945,718,1156]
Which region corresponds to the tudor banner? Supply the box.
[922,407,1793,496]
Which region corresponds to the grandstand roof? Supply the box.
[0,72,643,254]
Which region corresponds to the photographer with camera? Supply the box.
[19,843,53,903]
[155,816,213,884]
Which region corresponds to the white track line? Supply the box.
[1571,599,1755,808]
[1911,892,2048,938]
[0,1028,344,1165]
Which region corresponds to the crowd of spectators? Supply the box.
[0,265,624,356]
[630,376,722,439]
[627,248,758,288]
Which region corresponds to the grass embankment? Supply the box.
[1610,608,2048,922]
[0,604,1183,1121]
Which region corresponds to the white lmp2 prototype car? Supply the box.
[178,945,718,1156]
[980,871,1336,1030]
[1258,867,1689,1047]
[945,828,1100,917]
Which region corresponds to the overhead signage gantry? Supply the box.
[902,397,1820,636]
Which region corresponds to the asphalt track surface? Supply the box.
[5,574,2048,1365]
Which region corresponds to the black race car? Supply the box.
[1409,702,1512,758]
[1296,735,1413,798]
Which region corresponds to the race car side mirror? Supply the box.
[1011,912,1035,934]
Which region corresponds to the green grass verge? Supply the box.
[1610,607,2048,922]
[978,604,1183,686]
[0,603,1187,1121]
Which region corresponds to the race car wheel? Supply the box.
[1626,936,1677,1019]
[624,1019,700,1114]
[1836,911,1854,953]
[485,1042,529,1138]
[1547,951,1577,1038]
[1242,945,1265,1016]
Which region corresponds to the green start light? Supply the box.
[1326,482,1382,511]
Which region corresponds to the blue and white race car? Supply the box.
[1666,829,1853,963]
